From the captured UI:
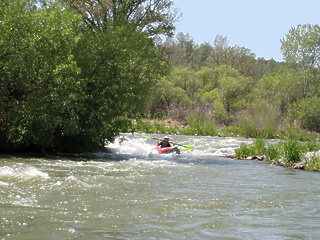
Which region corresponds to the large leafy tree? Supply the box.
[0,0,174,152]
[281,24,320,70]
[200,66,252,124]
[281,24,320,132]
[206,35,259,79]
[281,24,320,96]
[1,1,83,151]
[253,66,304,115]
[62,0,178,36]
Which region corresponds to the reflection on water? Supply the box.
[1,133,320,239]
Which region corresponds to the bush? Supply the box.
[185,113,217,136]
[235,138,308,165]
[283,139,302,163]
[265,144,281,162]
[235,143,252,158]
[291,96,320,132]
[235,139,266,159]
[278,123,318,141]
[134,121,157,133]
[237,100,280,139]
[251,139,266,155]
[306,155,320,171]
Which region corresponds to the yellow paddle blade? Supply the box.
[182,145,194,150]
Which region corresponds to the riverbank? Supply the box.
[132,119,320,172]
[132,118,320,141]
[229,139,320,172]
[226,154,309,170]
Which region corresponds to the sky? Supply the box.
[172,0,320,61]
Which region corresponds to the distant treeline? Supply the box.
[145,25,320,140]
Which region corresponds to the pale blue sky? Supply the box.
[172,0,320,61]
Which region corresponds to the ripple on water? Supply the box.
[0,165,49,183]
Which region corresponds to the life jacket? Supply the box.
[158,141,171,148]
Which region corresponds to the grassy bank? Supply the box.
[130,118,318,141]
[234,139,320,172]
[130,117,218,136]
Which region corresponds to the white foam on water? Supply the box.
[0,181,9,186]
[0,166,49,182]
[107,135,153,155]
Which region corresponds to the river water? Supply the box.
[1,133,320,239]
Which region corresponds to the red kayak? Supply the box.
[152,146,180,154]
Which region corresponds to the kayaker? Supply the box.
[157,136,172,148]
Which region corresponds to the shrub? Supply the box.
[134,121,157,133]
[278,123,318,141]
[237,100,280,139]
[265,144,281,162]
[283,139,302,164]
[235,138,306,165]
[185,113,217,136]
[291,96,320,132]
[235,143,252,158]
[251,139,266,155]
[306,155,320,171]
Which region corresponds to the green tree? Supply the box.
[161,33,196,66]
[237,100,280,139]
[169,66,200,98]
[206,35,259,79]
[0,0,172,152]
[1,1,83,151]
[281,24,320,70]
[191,42,213,68]
[148,67,194,119]
[149,76,193,119]
[255,57,281,77]
[195,67,219,96]
[289,96,320,132]
[63,0,178,36]
[175,32,196,66]
[200,66,252,124]
[253,66,304,115]
[281,24,320,96]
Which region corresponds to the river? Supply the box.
[1,133,320,239]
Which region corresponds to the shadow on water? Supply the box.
[1,151,255,168]
[73,151,263,169]
[0,151,133,162]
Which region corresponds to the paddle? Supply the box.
[142,135,194,150]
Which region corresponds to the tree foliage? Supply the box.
[253,66,303,115]
[149,24,320,138]
[199,66,252,124]
[281,24,320,70]
[0,0,173,152]
[62,0,178,36]
[290,96,320,132]
[281,24,320,96]
[206,35,259,79]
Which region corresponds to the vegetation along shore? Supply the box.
[232,139,320,172]
[131,119,320,172]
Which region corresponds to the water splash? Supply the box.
[0,166,49,182]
